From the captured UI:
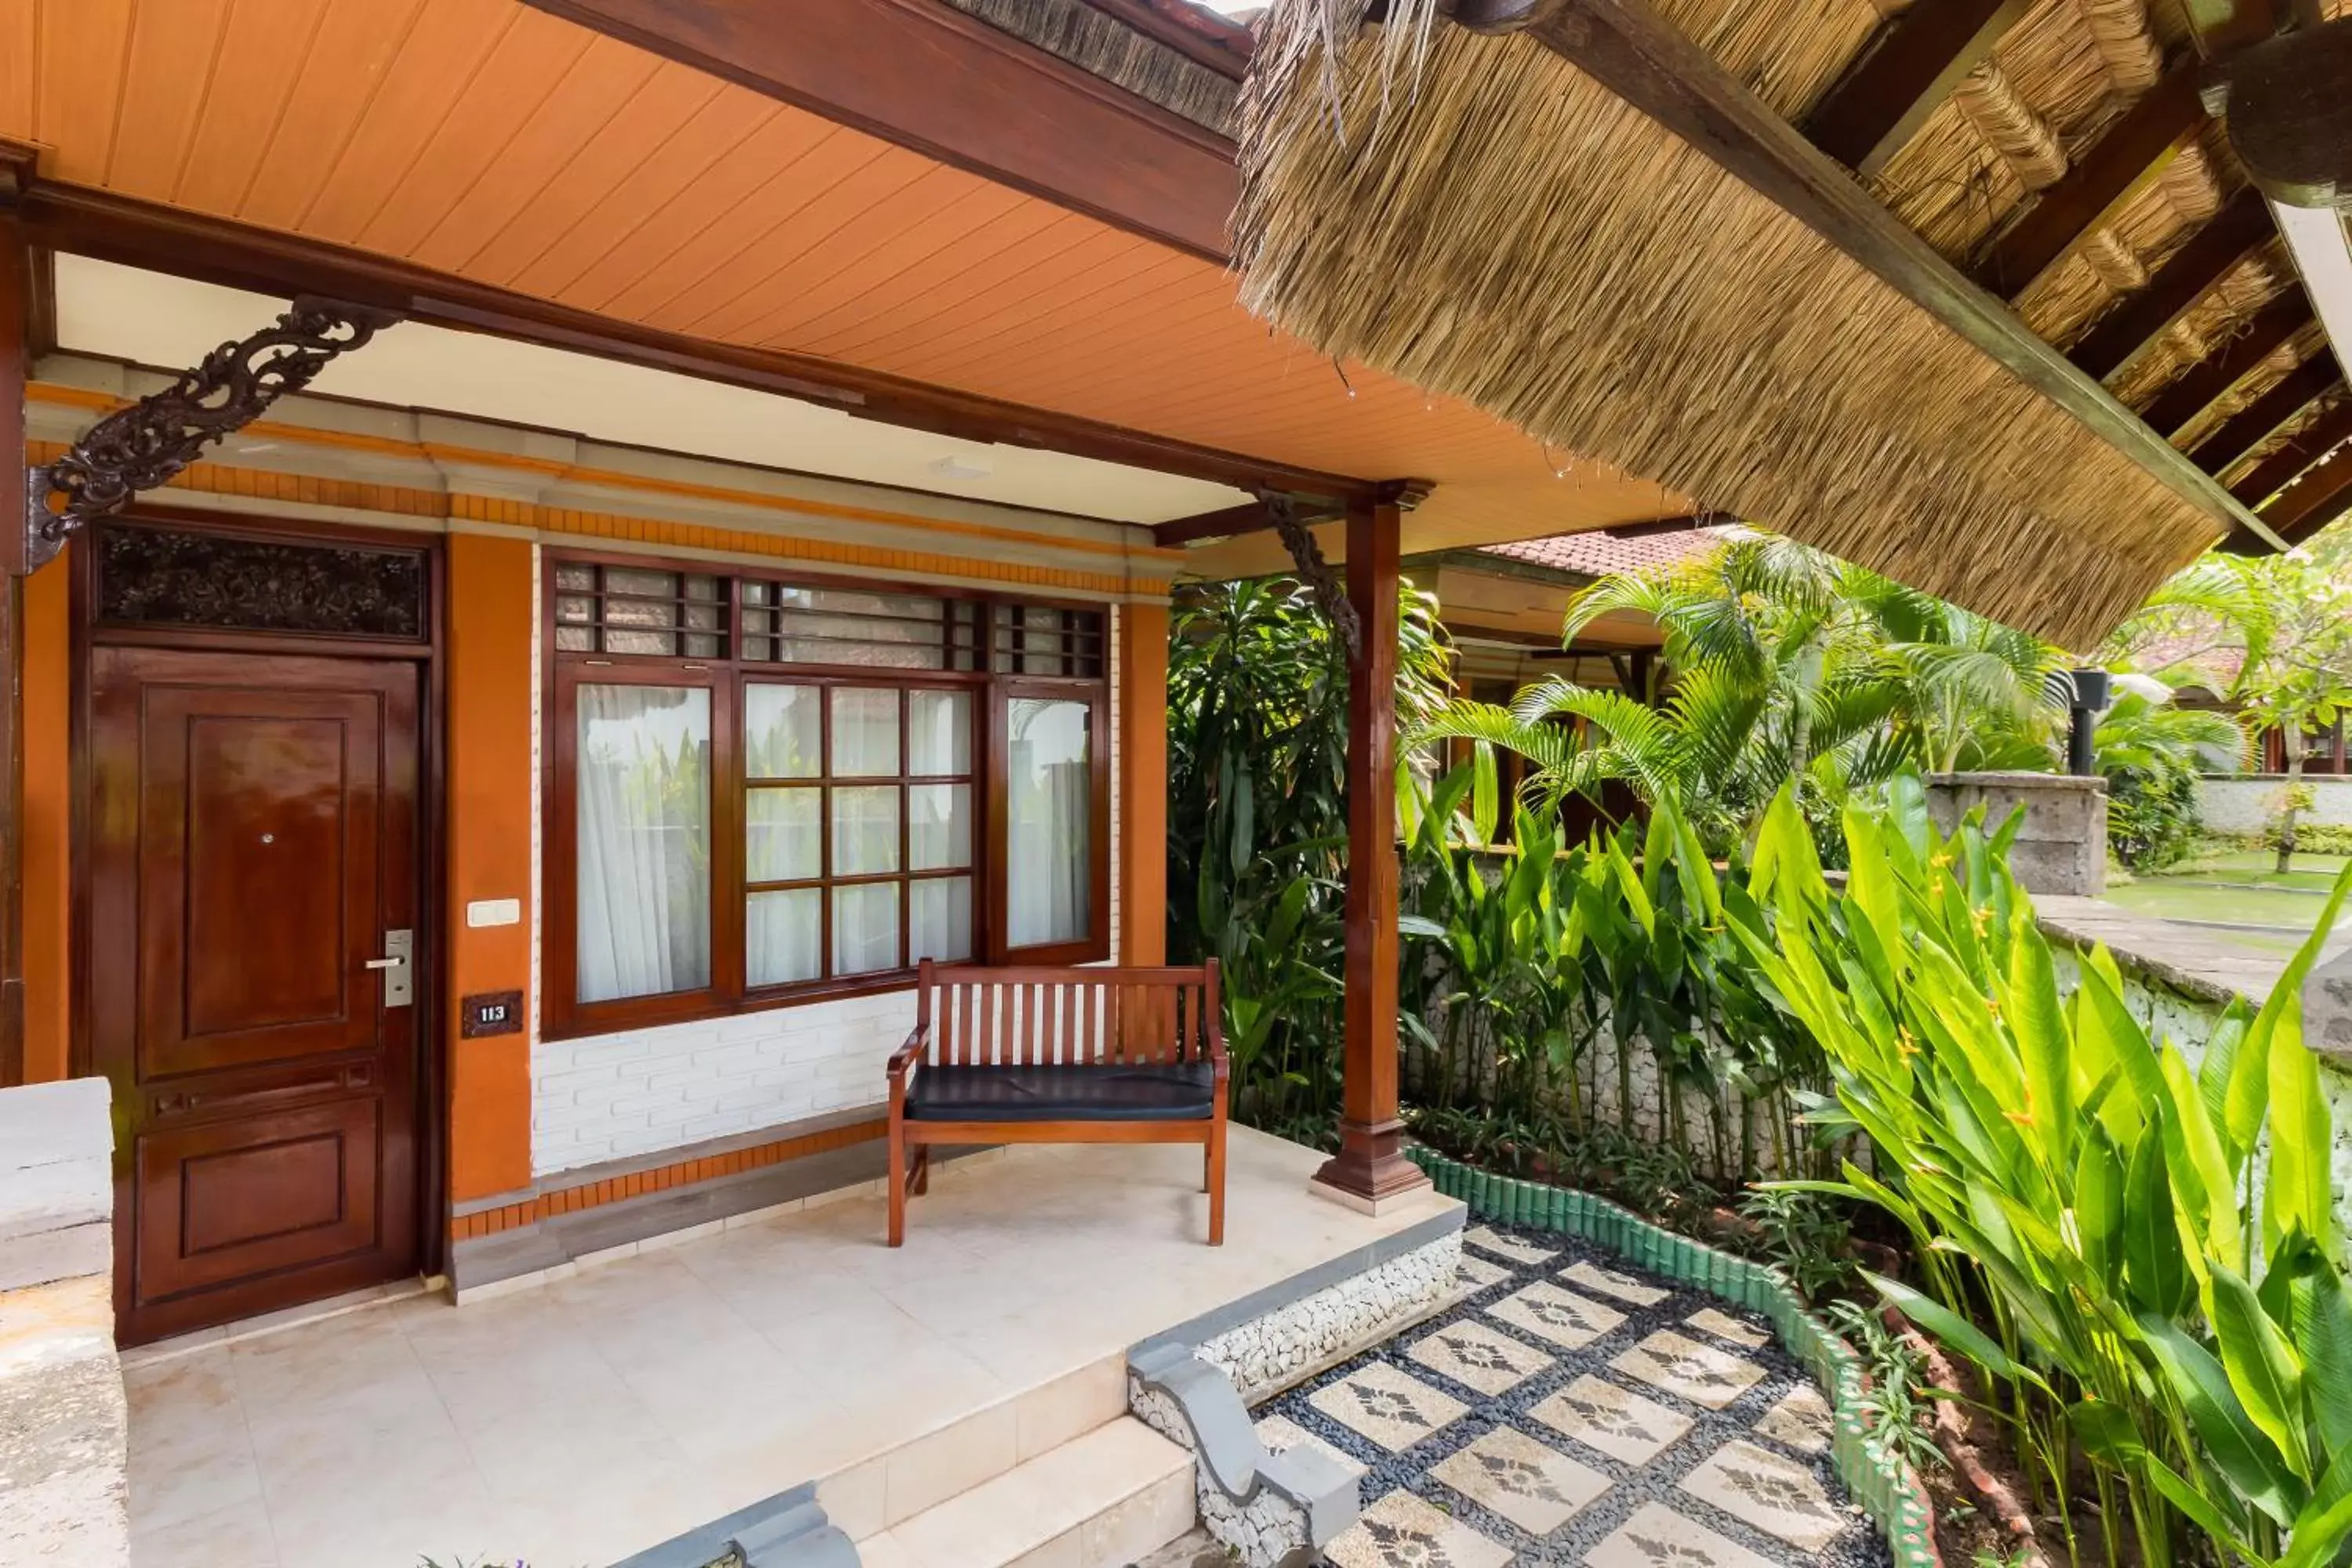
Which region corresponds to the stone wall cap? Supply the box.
[1926,771,2107,790]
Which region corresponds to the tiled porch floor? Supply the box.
[123,1127,1456,1568]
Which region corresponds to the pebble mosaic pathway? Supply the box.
[1247,1221,1895,1568]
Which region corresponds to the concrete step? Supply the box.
[855,1417,1196,1568]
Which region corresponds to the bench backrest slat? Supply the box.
[913,960,1220,1069]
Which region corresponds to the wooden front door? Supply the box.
[92,647,423,1344]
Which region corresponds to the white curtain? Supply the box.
[1007,698,1090,948]
[576,684,711,1002]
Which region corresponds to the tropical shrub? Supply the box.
[1163,575,1453,1142]
[2096,691,2244,872]
[1736,779,2352,1568]
[1397,769,1831,1193]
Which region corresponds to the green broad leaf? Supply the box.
[1470,742,1498,847]
[1640,795,1672,902]
[2198,1001,2250,1146]
[1868,1272,2045,1391]
[2006,912,2074,1171]
[1609,844,1655,938]
[2140,1454,2263,1566]
[2280,1483,2352,1568]
[2285,1250,2352,1455]
[2139,1310,2303,1526]
[1396,914,1447,938]
[2073,957,2165,1140]
[2124,1119,2188,1319]
[2265,1012,2337,1265]
[2209,1262,2313,1479]
[2073,1127,2125,1286]
[2160,1049,2244,1275]
[2230,861,2352,1162]
[2065,1399,2145,1463]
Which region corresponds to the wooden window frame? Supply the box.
[541,550,1110,1041]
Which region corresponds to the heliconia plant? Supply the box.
[1734,778,2352,1568]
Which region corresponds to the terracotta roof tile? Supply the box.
[1478,527,1726,579]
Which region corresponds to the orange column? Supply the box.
[446,532,535,1202]
[20,553,68,1082]
[1118,600,1169,967]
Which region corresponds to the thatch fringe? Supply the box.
[2110,244,2293,408]
[936,0,1241,136]
[1646,0,1882,118]
[1232,7,2221,648]
[2172,325,2328,450]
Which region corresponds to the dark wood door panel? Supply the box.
[140,688,385,1076]
[91,644,423,1344]
[134,1097,383,1302]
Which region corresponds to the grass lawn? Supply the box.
[2104,850,2352,950]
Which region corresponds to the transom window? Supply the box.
[546,554,1109,1038]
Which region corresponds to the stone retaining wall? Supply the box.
[0,1077,128,1568]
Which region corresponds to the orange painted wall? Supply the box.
[1119,601,1169,967]
[22,554,70,1083]
[445,532,536,1202]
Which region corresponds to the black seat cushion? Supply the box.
[905,1062,1214,1123]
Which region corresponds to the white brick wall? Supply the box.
[531,989,919,1174]
[527,594,1136,1178]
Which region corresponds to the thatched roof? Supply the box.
[1231,1,2225,649]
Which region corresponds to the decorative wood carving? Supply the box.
[93,523,428,641]
[25,296,401,571]
[1265,490,1362,659]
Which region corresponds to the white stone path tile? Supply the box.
[1528,1374,1693,1465]
[1561,1260,1671,1307]
[1487,1281,1627,1350]
[1612,1329,1767,1409]
[1456,1254,1512,1292]
[1406,1317,1555,1395]
[1753,1384,1834,1456]
[1680,1439,1850,1551]
[1254,1412,1367,1480]
[1589,1500,1784,1568]
[1685,1307,1772,1348]
[1325,1489,1514,1568]
[1462,1225,1561,1266]
[1432,1427,1612,1535]
[1306,1359,1468,1452]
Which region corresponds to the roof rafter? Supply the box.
[2067,187,2276,380]
[2190,355,2340,474]
[2230,398,2352,507]
[2140,294,2314,433]
[1802,0,2035,177]
[1969,64,2209,297]
[517,0,1239,263]
[2262,441,2352,543]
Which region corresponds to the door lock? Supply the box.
[368,929,413,1008]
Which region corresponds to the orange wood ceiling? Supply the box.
[0,0,1682,554]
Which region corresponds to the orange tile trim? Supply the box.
[27,383,1187,567]
[24,441,1149,597]
[447,1116,887,1243]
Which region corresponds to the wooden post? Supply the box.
[1311,495,1429,1210]
[0,212,29,1085]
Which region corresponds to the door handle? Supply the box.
[372,930,414,1008]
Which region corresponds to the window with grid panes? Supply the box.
[545,554,1109,1037]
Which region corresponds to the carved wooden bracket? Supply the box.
[24,296,402,571]
[1264,489,1363,660]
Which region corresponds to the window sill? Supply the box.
[541,967,946,1044]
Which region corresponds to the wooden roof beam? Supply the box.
[2260,440,2352,543]
[2067,187,2276,380]
[2190,355,2339,474]
[2140,293,2313,434]
[1802,0,2035,178]
[1153,496,1339,546]
[9,167,1375,508]
[1448,0,2282,550]
[2229,397,2352,506]
[517,0,1239,263]
[1969,64,2209,297]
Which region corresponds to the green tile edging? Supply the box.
[1406,1148,1944,1568]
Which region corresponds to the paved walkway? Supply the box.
[1248,1224,1889,1568]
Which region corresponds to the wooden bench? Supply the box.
[885,960,1229,1247]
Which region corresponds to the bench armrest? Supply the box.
[887,1025,929,1080]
